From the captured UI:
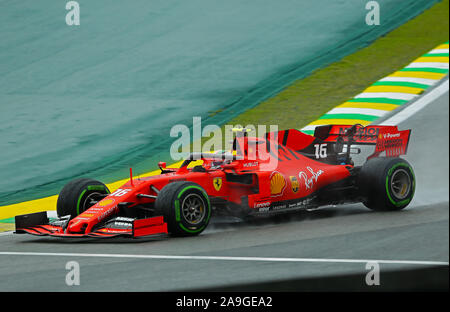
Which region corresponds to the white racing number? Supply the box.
[314,143,327,159]
[110,188,131,197]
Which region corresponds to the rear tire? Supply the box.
[57,178,110,218]
[155,181,211,237]
[358,157,415,211]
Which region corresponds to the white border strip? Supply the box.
[0,251,447,266]
[428,49,449,54]
[379,77,438,85]
[354,92,418,101]
[326,107,388,116]
[406,62,449,69]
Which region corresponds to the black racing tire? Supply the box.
[56,178,110,218]
[155,181,211,237]
[358,157,415,211]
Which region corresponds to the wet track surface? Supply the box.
[0,85,448,291]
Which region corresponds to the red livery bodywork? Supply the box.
[15,124,413,239]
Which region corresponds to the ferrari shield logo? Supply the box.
[213,177,222,191]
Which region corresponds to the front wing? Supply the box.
[15,211,168,238]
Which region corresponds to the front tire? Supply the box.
[358,157,415,211]
[57,178,110,218]
[155,182,211,237]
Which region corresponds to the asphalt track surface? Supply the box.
[0,84,448,291]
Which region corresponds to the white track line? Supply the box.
[326,107,388,116]
[380,78,449,126]
[406,62,449,69]
[0,251,447,266]
[355,92,418,101]
[301,125,318,131]
[379,77,438,85]
[428,49,449,54]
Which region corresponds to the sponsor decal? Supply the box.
[289,176,299,193]
[243,161,258,168]
[98,227,130,233]
[376,131,405,153]
[114,217,135,222]
[271,196,315,210]
[288,197,314,208]
[72,217,88,221]
[272,204,287,211]
[298,167,324,190]
[380,139,403,149]
[270,172,286,196]
[97,206,118,222]
[110,222,133,229]
[79,213,94,217]
[213,177,223,191]
[87,207,102,211]
[383,133,400,139]
[269,197,315,211]
[338,126,379,142]
[97,198,115,207]
[254,201,270,209]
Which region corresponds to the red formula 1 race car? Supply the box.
[15,124,415,238]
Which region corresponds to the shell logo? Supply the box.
[270,172,286,196]
[98,198,115,207]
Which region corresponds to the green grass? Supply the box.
[227,0,449,130]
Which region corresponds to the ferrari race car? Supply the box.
[15,124,415,238]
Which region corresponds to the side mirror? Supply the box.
[158,161,166,169]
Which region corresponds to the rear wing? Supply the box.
[313,124,411,158]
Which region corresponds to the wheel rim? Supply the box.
[181,193,206,224]
[82,192,103,212]
[390,168,411,200]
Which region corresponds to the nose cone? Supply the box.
[67,219,88,233]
